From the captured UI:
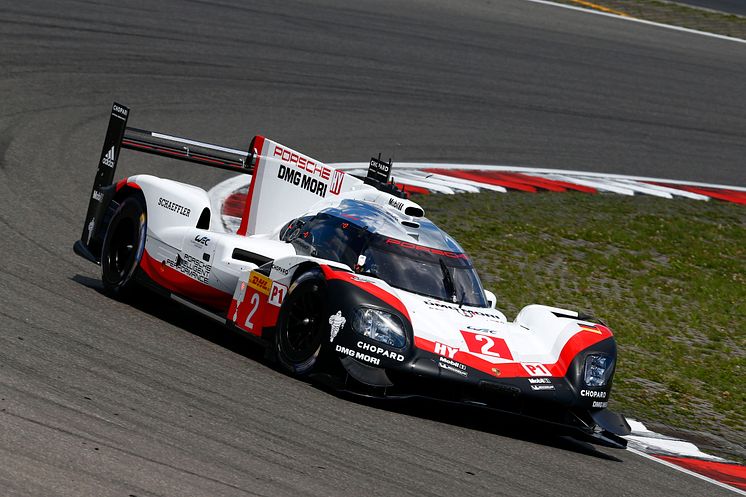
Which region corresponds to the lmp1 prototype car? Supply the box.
[75,103,631,448]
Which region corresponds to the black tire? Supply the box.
[101,195,147,297]
[275,269,330,376]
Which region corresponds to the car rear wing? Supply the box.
[74,102,385,264]
[74,102,258,263]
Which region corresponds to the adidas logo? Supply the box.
[101,146,116,168]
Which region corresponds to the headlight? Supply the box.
[584,354,614,387]
[352,308,406,348]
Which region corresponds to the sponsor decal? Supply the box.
[268,281,287,307]
[422,300,503,321]
[330,169,345,195]
[434,342,458,359]
[466,326,500,335]
[460,330,513,360]
[157,197,191,217]
[580,389,608,399]
[388,198,404,211]
[530,384,555,391]
[335,344,380,366]
[592,401,608,408]
[491,367,501,377]
[247,271,272,296]
[328,310,346,342]
[112,104,128,116]
[277,164,328,197]
[357,340,404,361]
[271,264,289,276]
[528,377,551,384]
[438,356,467,377]
[193,235,210,246]
[101,146,116,168]
[579,324,602,335]
[368,156,392,183]
[167,253,211,284]
[232,281,247,322]
[86,217,95,244]
[92,190,104,202]
[273,145,331,180]
[522,363,551,377]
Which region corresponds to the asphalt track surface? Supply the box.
[0,1,744,496]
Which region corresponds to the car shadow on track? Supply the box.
[72,275,269,364]
[74,274,625,463]
[331,392,624,462]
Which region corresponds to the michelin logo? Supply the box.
[329,311,346,342]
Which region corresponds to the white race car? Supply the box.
[75,103,630,448]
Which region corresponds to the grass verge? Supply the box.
[418,192,745,460]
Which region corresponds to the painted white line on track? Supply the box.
[522,0,746,45]
[627,448,746,495]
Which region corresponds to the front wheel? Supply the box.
[275,269,330,376]
[101,195,147,297]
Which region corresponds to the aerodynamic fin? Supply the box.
[79,102,129,250]
[237,137,362,236]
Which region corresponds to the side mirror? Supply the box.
[484,290,497,309]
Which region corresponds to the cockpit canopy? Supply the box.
[281,200,488,307]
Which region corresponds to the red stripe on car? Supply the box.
[414,324,612,378]
[238,135,266,236]
[139,250,233,310]
[320,266,410,321]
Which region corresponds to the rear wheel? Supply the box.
[275,269,329,376]
[101,195,147,297]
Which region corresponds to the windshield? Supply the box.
[287,214,488,307]
[359,239,487,307]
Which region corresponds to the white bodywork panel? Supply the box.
[245,138,363,235]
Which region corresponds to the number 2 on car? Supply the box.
[231,271,278,336]
[459,330,514,360]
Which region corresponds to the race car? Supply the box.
[74,103,631,448]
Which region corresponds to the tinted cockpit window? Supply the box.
[358,239,487,307]
[290,214,367,267]
[285,214,488,308]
